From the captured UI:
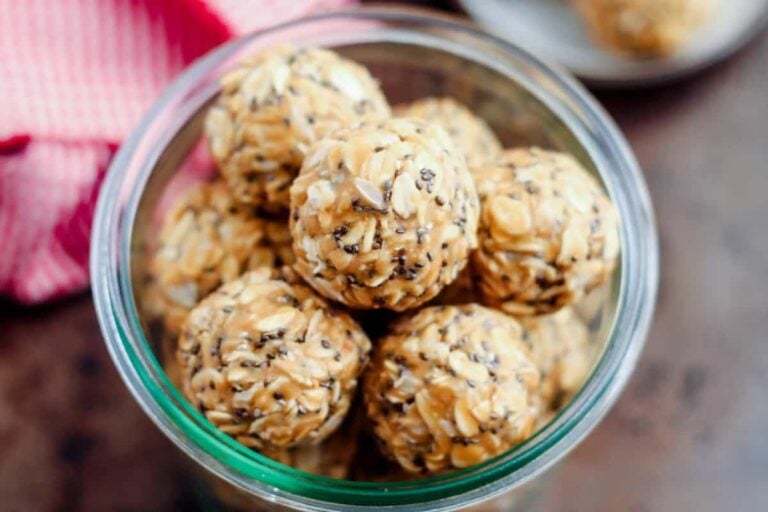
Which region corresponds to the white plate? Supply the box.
[459,0,768,86]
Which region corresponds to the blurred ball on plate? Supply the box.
[572,0,716,58]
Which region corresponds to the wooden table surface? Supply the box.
[2,7,767,512]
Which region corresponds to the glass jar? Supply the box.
[90,7,659,511]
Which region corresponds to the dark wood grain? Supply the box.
[0,297,198,512]
[1,9,767,512]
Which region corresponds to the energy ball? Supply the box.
[205,45,390,212]
[573,281,611,325]
[290,117,480,311]
[519,307,594,410]
[394,97,503,168]
[177,267,371,450]
[144,180,294,336]
[472,147,620,316]
[364,304,540,473]
[260,408,362,479]
[573,0,716,58]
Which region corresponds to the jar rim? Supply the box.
[90,6,659,510]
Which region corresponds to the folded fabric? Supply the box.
[0,0,353,304]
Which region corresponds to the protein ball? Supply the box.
[290,117,480,311]
[573,281,611,325]
[519,307,594,410]
[572,0,716,57]
[260,407,362,479]
[394,97,503,168]
[472,147,620,316]
[364,304,540,473]
[205,45,391,212]
[143,180,294,336]
[177,267,371,450]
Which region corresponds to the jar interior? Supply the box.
[128,37,618,492]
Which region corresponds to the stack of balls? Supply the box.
[143,45,620,479]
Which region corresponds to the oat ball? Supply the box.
[364,304,540,473]
[290,117,480,311]
[573,0,716,57]
[144,180,294,336]
[260,408,362,479]
[573,281,611,325]
[205,45,391,212]
[394,97,503,168]
[472,147,620,316]
[519,307,594,410]
[177,267,371,450]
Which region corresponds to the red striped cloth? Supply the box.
[0,0,353,304]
